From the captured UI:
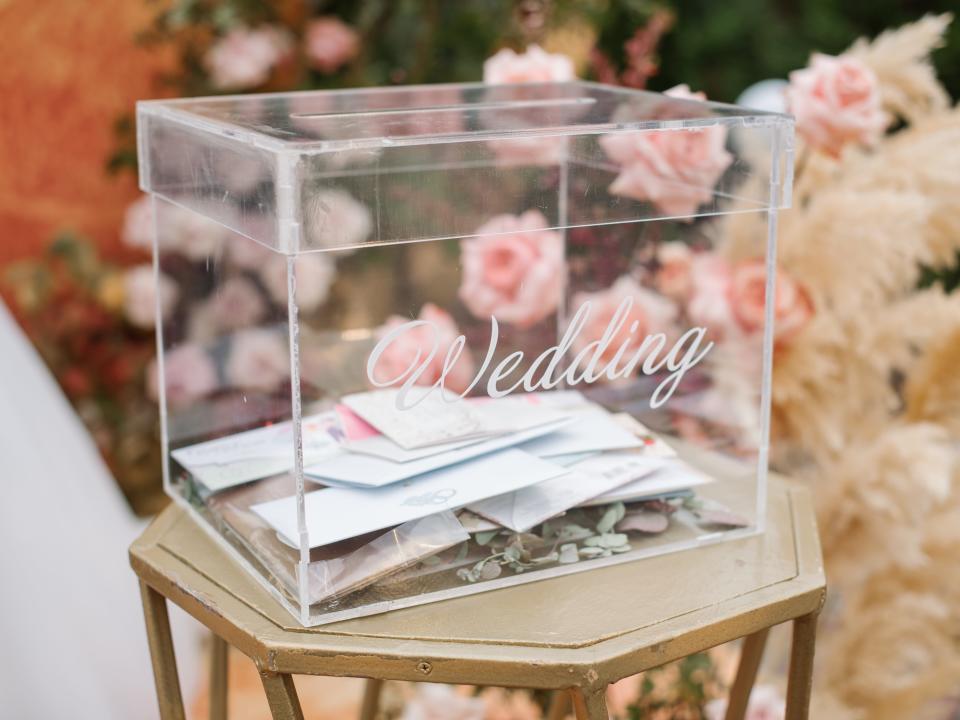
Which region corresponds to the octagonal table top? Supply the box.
[130,476,824,689]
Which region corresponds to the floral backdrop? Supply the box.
[3,2,960,719]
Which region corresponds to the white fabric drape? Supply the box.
[0,301,203,719]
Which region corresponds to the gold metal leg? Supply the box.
[546,690,572,720]
[139,580,187,720]
[209,634,229,720]
[785,612,819,720]
[359,678,383,720]
[571,687,608,720]
[724,627,770,720]
[260,671,305,720]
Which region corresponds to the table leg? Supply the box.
[571,687,608,720]
[724,627,770,720]
[139,580,186,720]
[260,671,305,720]
[360,678,383,720]
[209,634,229,720]
[785,612,819,720]
[546,690,572,720]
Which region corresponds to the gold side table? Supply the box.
[130,477,825,720]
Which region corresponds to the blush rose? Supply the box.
[304,17,359,75]
[459,210,565,329]
[571,275,679,367]
[786,53,887,156]
[482,44,575,84]
[600,85,733,217]
[371,304,476,394]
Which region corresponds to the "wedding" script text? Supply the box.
[367,296,714,410]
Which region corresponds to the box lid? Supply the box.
[138,81,793,254]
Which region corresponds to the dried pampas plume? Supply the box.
[849,13,952,122]
[719,14,960,720]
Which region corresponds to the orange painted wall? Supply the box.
[0,0,174,266]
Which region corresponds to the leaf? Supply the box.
[558,543,580,564]
[584,533,629,548]
[596,502,626,533]
[475,530,499,546]
[480,562,502,580]
[503,545,521,563]
[579,546,606,558]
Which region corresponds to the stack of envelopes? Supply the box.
[173,389,713,605]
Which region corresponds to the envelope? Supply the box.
[581,458,714,506]
[253,449,568,548]
[171,413,340,492]
[304,416,571,487]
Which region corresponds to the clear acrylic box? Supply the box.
[138,81,793,626]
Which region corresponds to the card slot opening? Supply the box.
[290,96,597,121]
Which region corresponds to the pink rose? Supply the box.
[571,276,678,367]
[600,85,733,216]
[606,675,640,717]
[654,241,695,300]
[121,195,153,251]
[204,26,291,90]
[729,260,813,344]
[208,276,267,330]
[371,304,475,394]
[459,210,564,328]
[123,264,178,329]
[483,44,575,84]
[260,254,336,313]
[687,254,738,339]
[479,688,542,720]
[225,329,289,393]
[786,53,886,156]
[304,189,372,251]
[688,256,813,345]
[304,17,359,74]
[147,343,218,407]
[401,684,484,720]
[705,684,785,720]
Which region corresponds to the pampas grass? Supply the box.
[721,15,960,718]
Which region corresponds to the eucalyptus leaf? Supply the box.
[480,562,502,580]
[558,543,580,564]
[579,546,606,558]
[596,502,626,534]
[475,530,499,546]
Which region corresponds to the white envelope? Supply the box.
[518,408,644,458]
[253,449,567,548]
[468,450,667,532]
[581,459,714,506]
[304,416,571,488]
[171,413,340,492]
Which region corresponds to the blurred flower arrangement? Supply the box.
[5,0,960,717]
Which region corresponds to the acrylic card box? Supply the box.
[138,81,793,626]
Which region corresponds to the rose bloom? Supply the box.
[304,17,359,74]
[729,260,813,344]
[571,275,679,366]
[606,675,640,718]
[688,256,813,345]
[786,53,886,156]
[225,329,289,393]
[371,304,475,394]
[147,343,218,407]
[123,264,178,329]
[479,688,541,720]
[705,684,786,720]
[122,194,153,251]
[401,684,484,720]
[600,85,733,217]
[654,241,695,300]
[459,210,564,329]
[208,276,267,330]
[260,253,337,314]
[204,26,291,90]
[483,44,575,84]
[305,189,372,251]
